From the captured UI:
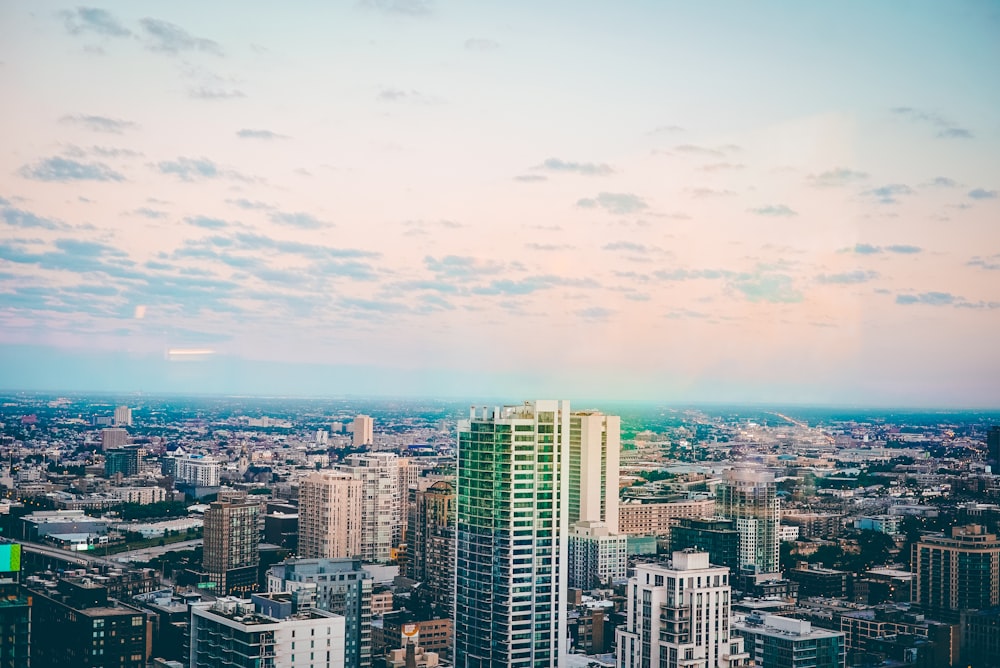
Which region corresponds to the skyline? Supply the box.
[2,2,999,406]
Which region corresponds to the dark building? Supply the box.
[788,562,852,599]
[989,426,1000,473]
[201,495,260,596]
[962,607,1000,668]
[405,480,454,617]
[27,578,148,668]
[669,517,740,573]
[104,446,145,478]
[0,580,30,668]
[854,568,912,604]
[263,510,298,551]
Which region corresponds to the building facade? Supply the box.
[339,453,400,564]
[732,613,845,668]
[299,471,363,560]
[715,470,780,576]
[619,498,716,536]
[202,495,261,596]
[912,524,1000,622]
[352,415,374,448]
[670,518,741,575]
[616,551,748,668]
[455,401,570,668]
[407,480,455,617]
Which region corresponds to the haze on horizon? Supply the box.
[1,1,998,407]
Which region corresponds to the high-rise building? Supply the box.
[353,415,374,448]
[338,453,399,564]
[397,458,421,550]
[173,454,221,488]
[912,524,1000,622]
[190,593,346,668]
[732,613,845,668]
[407,480,455,617]
[670,517,741,574]
[567,411,627,588]
[988,426,1000,473]
[715,470,780,576]
[267,557,373,668]
[615,550,748,668]
[202,494,261,595]
[299,471,363,559]
[114,405,133,427]
[29,578,148,668]
[455,401,570,668]
[101,427,130,451]
[0,578,30,668]
[105,445,145,478]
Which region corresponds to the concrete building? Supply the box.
[618,498,716,536]
[397,458,421,550]
[616,550,748,668]
[406,479,455,616]
[101,427,130,451]
[715,470,780,576]
[732,613,845,668]
[189,594,345,668]
[780,512,844,540]
[114,405,133,427]
[339,453,400,564]
[353,415,374,447]
[455,401,570,668]
[787,563,852,599]
[567,411,626,588]
[299,471,363,560]
[173,455,221,488]
[267,557,374,668]
[912,524,1000,622]
[202,494,260,595]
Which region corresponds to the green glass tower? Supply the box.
[455,400,569,668]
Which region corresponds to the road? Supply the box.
[113,538,203,563]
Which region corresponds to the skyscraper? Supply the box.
[353,415,374,448]
[408,479,456,617]
[988,425,1000,472]
[202,493,261,595]
[715,470,780,576]
[298,471,363,559]
[114,405,133,427]
[615,550,748,668]
[455,400,570,668]
[339,453,399,564]
[567,410,627,588]
[912,524,1000,622]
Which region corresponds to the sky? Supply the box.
[1,1,999,406]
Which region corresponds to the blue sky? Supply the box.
[1,1,999,405]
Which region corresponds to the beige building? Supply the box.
[353,415,374,447]
[298,471,363,559]
[339,453,400,563]
[619,497,716,535]
[913,524,1000,622]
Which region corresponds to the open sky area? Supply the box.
[1,1,999,406]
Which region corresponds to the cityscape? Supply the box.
[2,1,999,668]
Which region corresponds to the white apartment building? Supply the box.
[617,551,749,668]
[174,455,221,487]
[298,471,363,559]
[338,453,399,563]
[114,405,133,426]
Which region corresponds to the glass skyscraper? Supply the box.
[454,400,569,668]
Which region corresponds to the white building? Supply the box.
[114,405,133,426]
[338,453,399,563]
[352,415,374,447]
[778,524,800,542]
[190,594,346,668]
[174,455,221,488]
[616,551,749,668]
[110,486,166,505]
[567,410,626,587]
[298,471,363,560]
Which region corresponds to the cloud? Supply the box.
[648,125,685,135]
[19,157,124,182]
[604,241,656,254]
[730,273,803,303]
[131,207,167,219]
[576,307,613,320]
[471,275,599,296]
[816,270,879,284]
[890,106,973,140]
[863,184,913,204]
[464,38,499,51]
[749,204,797,217]
[895,292,958,306]
[186,216,231,230]
[1,206,70,231]
[969,188,998,200]
[968,255,1000,271]
[425,255,505,278]
[139,18,222,55]
[884,244,922,254]
[60,114,138,134]
[189,87,245,100]
[237,129,287,140]
[514,175,547,183]
[60,7,131,37]
[537,158,613,176]
[376,88,438,104]
[227,198,273,211]
[851,243,882,255]
[526,243,573,251]
[577,192,648,214]
[808,168,869,187]
[688,188,736,198]
[267,212,329,229]
[673,144,724,157]
[700,162,744,172]
[654,268,728,281]
[848,243,922,255]
[359,0,432,16]
[923,176,958,188]
[155,157,247,182]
